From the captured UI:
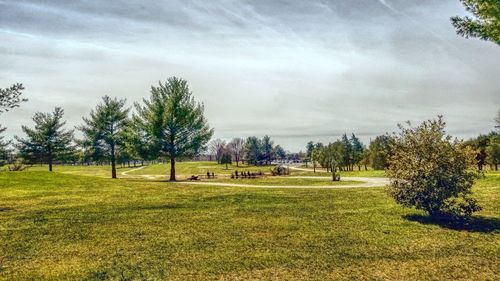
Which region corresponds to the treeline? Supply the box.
[0,77,214,180]
[305,127,500,172]
[208,136,288,166]
[464,132,500,171]
[304,134,395,172]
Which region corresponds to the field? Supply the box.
[0,163,498,280]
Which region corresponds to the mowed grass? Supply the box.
[26,164,136,178]
[0,170,498,280]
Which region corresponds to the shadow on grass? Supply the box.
[404,214,500,233]
[134,204,186,211]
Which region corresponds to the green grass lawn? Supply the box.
[26,164,136,178]
[0,169,498,280]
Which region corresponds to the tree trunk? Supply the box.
[48,151,53,172]
[111,143,117,179]
[496,163,498,171]
[169,157,176,181]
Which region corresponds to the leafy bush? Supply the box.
[387,116,481,219]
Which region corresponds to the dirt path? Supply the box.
[121,166,146,176]
[120,165,390,188]
[168,178,389,189]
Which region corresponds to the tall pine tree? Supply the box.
[16,107,73,171]
[78,96,130,178]
[350,134,364,171]
[134,77,213,181]
[0,83,27,165]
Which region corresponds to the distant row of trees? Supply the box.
[305,134,364,172]
[304,113,500,172]
[1,77,213,181]
[304,133,396,172]
[463,131,500,171]
[209,136,287,167]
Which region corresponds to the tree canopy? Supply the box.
[0,83,27,114]
[229,137,245,166]
[134,77,213,181]
[0,83,27,164]
[78,96,130,178]
[368,135,395,170]
[451,0,500,45]
[16,107,74,171]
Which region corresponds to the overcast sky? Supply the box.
[1,0,499,151]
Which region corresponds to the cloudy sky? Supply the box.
[1,0,499,151]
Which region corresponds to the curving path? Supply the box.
[169,177,389,189]
[121,166,146,176]
[120,165,390,189]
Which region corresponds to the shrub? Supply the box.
[387,116,481,219]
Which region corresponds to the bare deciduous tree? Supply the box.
[209,138,226,164]
[229,137,244,166]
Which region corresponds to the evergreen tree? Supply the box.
[350,134,364,171]
[16,107,73,172]
[78,96,130,179]
[0,83,27,166]
[134,77,213,181]
[245,136,262,165]
[341,133,353,170]
[304,141,315,167]
[306,141,315,158]
[451,0,500,45]
[0,126,10,166]
[274,145,286,160]
[262,135,274,164]
[369,135,395,170]
[0,83,27,113]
